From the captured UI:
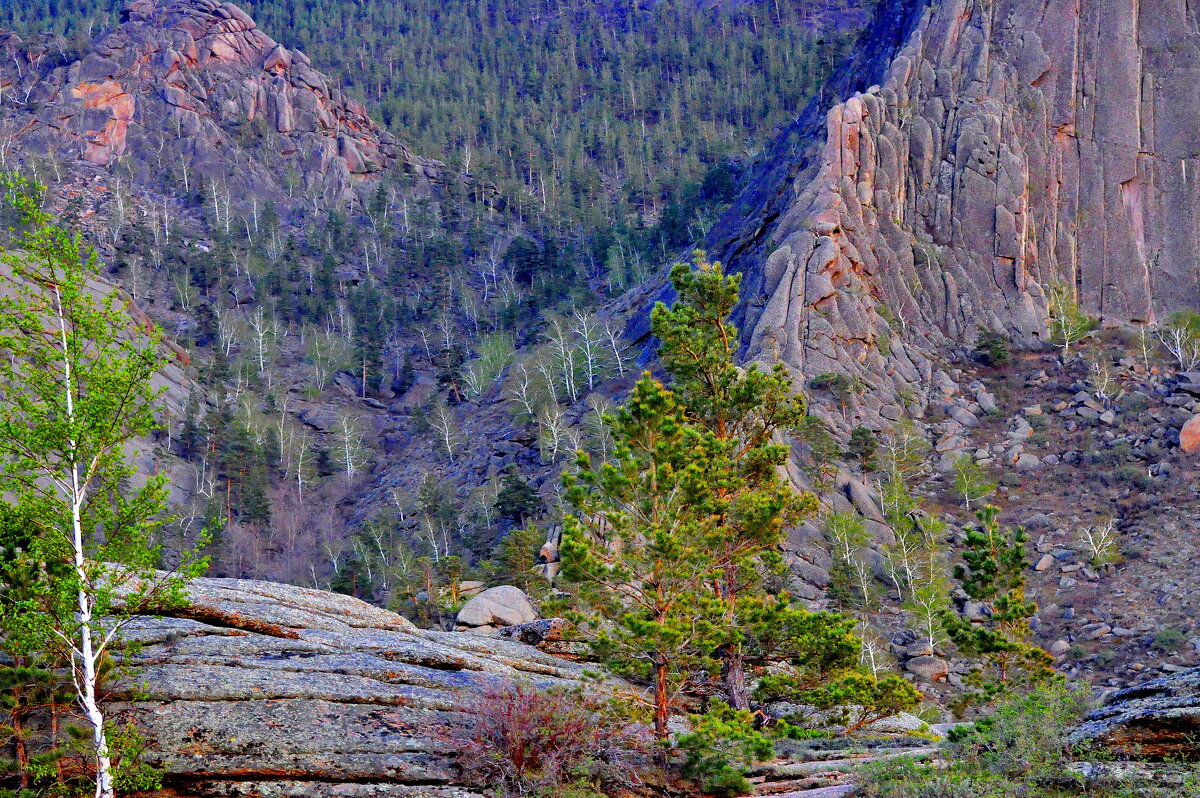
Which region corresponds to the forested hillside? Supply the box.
[0,0,865,606]
[3,0,863,278]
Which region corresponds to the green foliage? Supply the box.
[974,327,1011,367]
[649,251,819,705]
[825,512,877,610]
[1152,628,1186,652]
[1157,311,1200,370]
[796,415,840,490]
[562,252,835,735]
[1047,281,1096,357]
[942,506,1054,707]
[677,702,773,796]
[738,595,862,687]
[848,426,879,470]
[770,671,922,735]
[494,467,539,522]
[462,332,515,397]
[952,455,995,509]
[808,372,863,399]
[561,373,725,737]
[0,172,207,797]
[880,463,950,654]
[107,720,163,793]
[493,522,549,600]
[861,683,1094,797]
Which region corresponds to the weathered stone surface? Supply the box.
[1179,414,1200,453]
[0,0,440,203]
[905,655,949,681]
[708,0,1200,431]
[107,575,603,796]
[1072,667,1200,760]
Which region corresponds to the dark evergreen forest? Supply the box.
[3,0,862,280]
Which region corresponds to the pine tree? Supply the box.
[942,505,1054,705]
[563,252,890,740]
[649,251,817,710]
[561,374,725,741]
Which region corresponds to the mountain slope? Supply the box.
[0,0,437,204]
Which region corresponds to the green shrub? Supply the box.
[974,327,1011,367]
[1153,628,1186,651]
[677,701,774,796]
[861,683,1091,798]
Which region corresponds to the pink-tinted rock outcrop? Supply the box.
[0,0,438,201]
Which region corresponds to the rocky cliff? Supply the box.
[713,0,1200,428]
[0,0,438,203]
[107,576,598,797]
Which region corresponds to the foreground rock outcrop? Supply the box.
[1072,666,1200,760]
[0,0,438,202]
[108,576,601,796]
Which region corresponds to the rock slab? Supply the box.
[1072,667,1200,760]
[107,575,599,796]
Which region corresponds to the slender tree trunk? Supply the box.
[654,659,669,740]
[51,696,62,785]
[718,643,751,711]
[74,505,114,798]
[12,659,28,790]
[55,285,114,798]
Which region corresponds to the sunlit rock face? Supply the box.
[0,0,438,203]
[108,575,597,797]
[713,0,1200,427]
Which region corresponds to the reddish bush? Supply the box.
[453,681,652,796]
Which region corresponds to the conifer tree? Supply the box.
[561,375,724,741]
[649,251,816,710]
[942,505,1054,704]
[562,252,913,742]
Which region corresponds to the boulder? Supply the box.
[1180,414,1200,454]
[455,585,538,629]
[906,655,949,681]
[495,618,567,647]
[1072,667,1200,760]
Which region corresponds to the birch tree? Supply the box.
[333,412,370,480]
[0,173,206,798]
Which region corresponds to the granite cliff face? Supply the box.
[714,0,1200,428]
[0,0,437,202]
[108,576,597,797]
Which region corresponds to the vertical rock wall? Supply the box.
[715,0,1200,427]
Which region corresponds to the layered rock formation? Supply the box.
[107,576,600,796]
[0,0,438,202]
[713,0,1200,428]
[1072,667,1200,760]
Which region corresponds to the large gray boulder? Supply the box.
[455,585,538,630]
[106,575,598,796]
